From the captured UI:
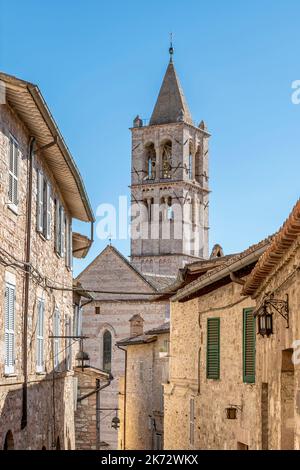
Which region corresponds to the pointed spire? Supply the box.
[150,53,193,126]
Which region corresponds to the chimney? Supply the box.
[129,314,144,337]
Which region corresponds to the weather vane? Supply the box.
[169,32,174,62]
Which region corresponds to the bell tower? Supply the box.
[130,47,210,277]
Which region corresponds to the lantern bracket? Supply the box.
[264,293,289,328]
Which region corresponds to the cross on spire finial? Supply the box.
[169,32,174,63]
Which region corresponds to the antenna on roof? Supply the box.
[169,32,174,63]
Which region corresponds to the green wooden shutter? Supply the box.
[243,308,256,383]
[207,318,220,379]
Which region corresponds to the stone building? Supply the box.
[117,321,170,450]
[77,51,210,450]
[76,245,170,449]
[242,199,300,450]
[0,72,94,449]
[164,237,272,450]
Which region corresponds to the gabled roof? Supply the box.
[0,72,94,222]
[76,244,161,300]
[150,62,193,126]
[243,200,300,297]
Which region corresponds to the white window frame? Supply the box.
[59,205,65,257]
[65,218,73,269]
[36,299,45,373]
[37,170,51,239]
[8,135,20,211]
[4,282,16,375]
[65,317,72,371]
[74,305,82,337]
[53,309,60,370]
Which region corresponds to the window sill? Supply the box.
[7,203,19,216]
[4,372,17,378]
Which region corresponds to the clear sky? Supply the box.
[1,0,299,276]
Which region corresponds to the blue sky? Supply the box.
[1,0,299,276]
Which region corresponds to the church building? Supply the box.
[76,47,210,450]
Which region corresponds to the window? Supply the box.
[36,299,45,373]
[207,318,220,379]
[73,304,82,337]
[167,197,174,221]
[65,317,72,371]
[161,141,172,179]
[55,200,68,258]
[8,135,20,208]
[95,306,100,315]
[103,330,112,373]
[188,151,193,179]
[37,170,51,239]
[145,143,156,180]
[189,398,195,446]
[53,309,60,370]
[243,308,256,383]
[4,283,15,375]
[65,218,72,269]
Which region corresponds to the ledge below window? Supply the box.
[72,232,92,259]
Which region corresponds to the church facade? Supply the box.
[77,53,210,449]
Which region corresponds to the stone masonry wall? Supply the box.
[0,101,77,449]
[164,280,259,450]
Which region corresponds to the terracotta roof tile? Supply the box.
[243,199,300,297]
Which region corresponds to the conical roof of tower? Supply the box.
[150,61,193,126]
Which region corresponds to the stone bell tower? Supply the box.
[130,47,210,277]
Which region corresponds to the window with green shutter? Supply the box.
[243,308,256,383]
[207,318,220,379]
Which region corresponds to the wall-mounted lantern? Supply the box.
[111,415,120,430]
[255,293,289,338]
[257,306,273,337]
[225,405,242,420]
[76,351,90,369]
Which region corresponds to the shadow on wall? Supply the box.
[0,359,74,450]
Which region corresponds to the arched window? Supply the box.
[103,330,112,373]
[145,143,156,180]
[189,153,193,179]
[3,431,14,450]
[188,143,193,180]
[161,141,172,179]
[167,197,174,220]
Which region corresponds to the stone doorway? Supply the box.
[3,430,14,450]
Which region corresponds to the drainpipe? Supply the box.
[117,345,127,450]
[21,137,35,430]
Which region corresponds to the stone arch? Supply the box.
[188,141,194,180]
[144,142,156,180]
[160,139,172,179]
[102,330,112,373]
[195,143,203,184]
[98,324,115,373]
[3,430,14,450]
